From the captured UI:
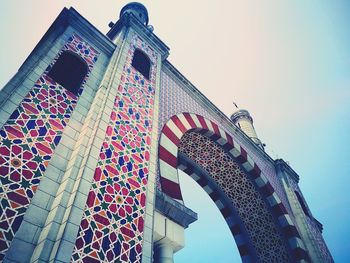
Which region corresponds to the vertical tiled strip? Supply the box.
[141,46,163,262]
[0,34,99,260]
[71,33,158,262]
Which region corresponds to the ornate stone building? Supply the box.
[0,3,332,262]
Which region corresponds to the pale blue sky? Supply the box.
[0,1,349,262]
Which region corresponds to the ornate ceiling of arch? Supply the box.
[178,131,291,262]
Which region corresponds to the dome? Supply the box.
[120,2,149,25]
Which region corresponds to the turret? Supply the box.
[230,103,264,149]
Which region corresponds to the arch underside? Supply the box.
[158,113,309,262]
[178,131,291,262]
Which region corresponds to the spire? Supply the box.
[230,103,264,149]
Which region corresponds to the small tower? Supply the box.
[231,103,264,149]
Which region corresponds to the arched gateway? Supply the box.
[0,2,333,263]
[159,113,306,262]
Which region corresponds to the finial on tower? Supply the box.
[230,103,264,149]
[107,2,155,40]
[120,2,149,25]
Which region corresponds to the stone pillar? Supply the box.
[153,190,197,263]
[154,242,174,263]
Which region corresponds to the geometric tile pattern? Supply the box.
[158,113,310,262]
[0,34,98,260]
[71,35,157,263]
[179,131,291,262]
[158,70,292,216]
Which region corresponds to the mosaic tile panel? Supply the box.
[158,70,292,216]
[71,35,158,263]
[158,67,333,261]
[0,34,99,260]
[179,131,291,262]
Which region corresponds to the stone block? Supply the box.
[41,221,60,242]
[14,221,39,244]
[24,204,49,227]
[72,191,88,210]
[142,241,152,260]
[31,190,52,209]
[50,155,69,172]
[62,222,80,244]
[37,239,55,262]
[54,239,75,262]
[5,239,35,263]
[67,205,84,226]
[37,177,59,196]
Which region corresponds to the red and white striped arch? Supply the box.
[158,112,309,261]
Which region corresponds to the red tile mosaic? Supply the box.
[71,35,157,262]
[0,34,99,260]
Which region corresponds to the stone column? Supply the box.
[153,190,197,263]
[154,242,174,263]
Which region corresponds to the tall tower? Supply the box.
[230,104,264,149]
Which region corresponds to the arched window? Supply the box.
[47,51,88,95]
[131,49,151,80]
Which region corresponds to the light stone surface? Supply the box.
[153,211,185,253]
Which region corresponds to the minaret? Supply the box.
[230,103,264,149]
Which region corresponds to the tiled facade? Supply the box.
[158,112,310,261]
[0,34,99,260]
[0,5,332,263]
[179,131,290,262]
[158,69,292,216]
[71,35,158,263]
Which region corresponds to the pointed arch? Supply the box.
[158,112,309,262]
